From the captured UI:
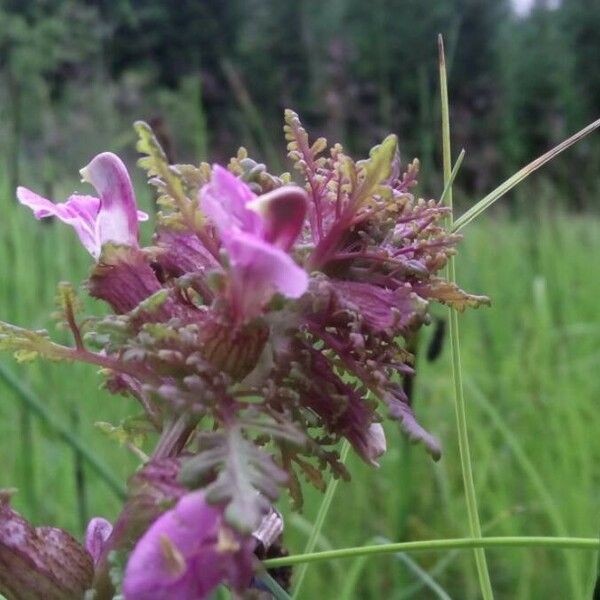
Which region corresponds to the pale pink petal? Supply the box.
[80,152,140,254]
[18,154,146,259]
[362,423,387,467]
[17,187,100,255]
[226,231,308,320]
[200,165,260,234]
[247,186,307,251]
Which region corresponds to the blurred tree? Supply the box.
[0,0,103,190]
[560,0,600,123]
[0,0,598,206]
[498,0,581,201]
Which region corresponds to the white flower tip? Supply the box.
[365,423,387,467]
[79,165,91,184]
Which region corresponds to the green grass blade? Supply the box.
[0,362,127,500]
[372,536,453,600]
[257,573,293,600]
[339,555,369,600]
[452,117,600,232]
[438,33,494,600]
[292,440,350,599]
[395,553,454,600]
[264,536,600,568]
[439,148,465,205]
[465,377,582,595]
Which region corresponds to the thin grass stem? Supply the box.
[452,117,600,232]
[439,148,465,206]
[264,536,600,569]
[438,33,494,600]
[291,440,350,599]
[465,377,582,595]
[256,573,293,600]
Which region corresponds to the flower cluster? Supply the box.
[0,111,488,599]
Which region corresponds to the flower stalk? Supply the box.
[264,536,600,569]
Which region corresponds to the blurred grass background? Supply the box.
[1,1,600,599]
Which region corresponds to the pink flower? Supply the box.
[85,517,113,566]
[123,491,254,600]
[17,152,148,259]
[200,165,308,322]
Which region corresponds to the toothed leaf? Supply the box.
[0,322,70,362]
[418,278,491,311]
[180,426,287,533]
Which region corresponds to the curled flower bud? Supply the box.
[359,423,387,467]
[85,517,113,566]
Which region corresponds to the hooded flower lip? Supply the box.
[122,491,254,600]
[200,165,308,322]
[17,152,148,259]
[246,186,307,251]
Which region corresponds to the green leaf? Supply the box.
[0,321,71,362]
[134,121,197,227]
[452,116,600,232]
[422,279,491,312]
[129,289,170,317]
[180,425,286,533]
[95,414,149,449]
[283,109,327,178]
[354,133,398,204]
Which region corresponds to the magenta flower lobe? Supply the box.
[123,491,254,600]
[200,165,308,322]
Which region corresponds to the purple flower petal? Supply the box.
[123,491,254,600]
[227,231,308,321]
[18,152,147,259]
[330,280,427,333]
[201,165,260,235]
[85,517,113,566]
[200,166,308,322]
